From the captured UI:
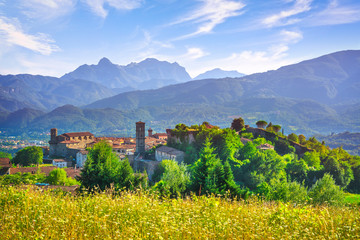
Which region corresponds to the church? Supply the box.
[48,128,95,158]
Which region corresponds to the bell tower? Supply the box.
[136,121,145,153]
[148,128,153,137]
[50,128,58,143]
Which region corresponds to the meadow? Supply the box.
[1,186,360,239]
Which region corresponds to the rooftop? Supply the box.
[156,146,184,156]
[62,132,94,138]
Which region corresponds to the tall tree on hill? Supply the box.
[288,133,299,143]
[12,146,43,167]
[231,117,245,132]
[298,134,306,145]
[256,120,267,129]
[272,125,281,133]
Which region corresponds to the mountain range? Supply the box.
[61,57,191,90]
[193,68,245,80]
[0,50,360,137]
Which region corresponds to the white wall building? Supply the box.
[76,150,88,168]
[52,159,67,168]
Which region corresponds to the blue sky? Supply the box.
[0,0,360,78]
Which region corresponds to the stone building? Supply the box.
[49,128,94,158]
[155,145,184,163]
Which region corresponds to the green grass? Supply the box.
[344,193,360,205]
[1,186,360,239]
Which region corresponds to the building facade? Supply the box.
[49,128,94,158]
[155,146,184,163]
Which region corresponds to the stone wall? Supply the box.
[129,155,160,181]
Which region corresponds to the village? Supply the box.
[0,120,312,181]
[0,122,186,180]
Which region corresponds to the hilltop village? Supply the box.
[0,120,314,180]
[0,122,184,179]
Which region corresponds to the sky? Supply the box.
[0,0,360,78]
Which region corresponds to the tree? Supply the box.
[47,168,67,185]
[323,156,353,188]
[231,118,245,132]
[288,133,299,143]
[256,120,267,129]
[272,125,281,133]
[308,173,345,205]
[286,158,308,182]
[298,134,306,145]
[191,139,239,196]
[266,122,273,131]
[47,169,80,186]
[191,139,219,195]
[12,146,43,167]
[79,141,143,191]
[275,139,295,155]
[153,160,190,197]
[302,151,321,170]
[0,151,12,159]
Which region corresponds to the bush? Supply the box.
[308,173,345,205]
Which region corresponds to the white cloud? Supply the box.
[184,29,304,76]
[181,47,208,60]
[307,0,360,26]
[172,0,245,39]
[280,30,303,43]
[19,0,77,20]
[82,0,143,18]
[0,17,60,55]
[262,0,312,27]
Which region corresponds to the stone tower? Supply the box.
[50,128,58,143]
[148,128,153,137]
[136,121,145,153]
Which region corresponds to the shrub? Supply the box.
[308,173,345,205]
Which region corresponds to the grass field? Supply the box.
[344,193,360,205]
[1,186,360,239]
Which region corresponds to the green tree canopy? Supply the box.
[231,117,245,132]
[308,173,345,205]
[298,134,306,145]
[12,146,43,167]
[288,133,299,143]
[272,125,282,133]
[256,120,267,129]
[79,141,144,191]
[0,151,12,159]
[153,160,190,197]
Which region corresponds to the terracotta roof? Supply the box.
[113,145,136,150]
[62,132,94,138]
[64,167,81,178]
[136,121,145,124]
[9,166,57,175]
[0,158,11,168]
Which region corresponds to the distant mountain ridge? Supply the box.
[61,57,192,89]
[193,68,245,80]
[1,50,360,136]
[0,74,115,112]
[0,58,193,112]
